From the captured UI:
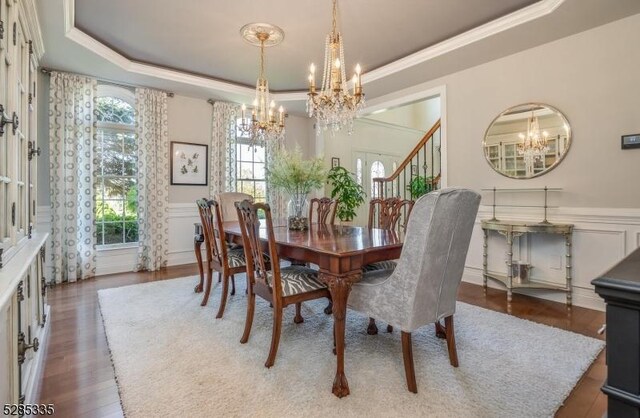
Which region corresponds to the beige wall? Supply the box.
[166,95,212,203]
[369,13,640,208]
[364,96,441,132]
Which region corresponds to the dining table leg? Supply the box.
[321,272,358,398]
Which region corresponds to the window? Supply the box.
[355,158,363,185]
[370,160,385,198]
[94,89,138,246]
[234,122,267,203]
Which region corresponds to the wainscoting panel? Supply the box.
[464,206,640,311]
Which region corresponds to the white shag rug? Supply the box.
[98,276,603,418]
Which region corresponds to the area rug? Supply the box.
[98,276,603,418]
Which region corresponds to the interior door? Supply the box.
[352,151,399,224]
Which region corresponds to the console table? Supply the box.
[481,219,574,305]
[592,247,640,416]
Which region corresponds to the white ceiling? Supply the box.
[37,0,640,114]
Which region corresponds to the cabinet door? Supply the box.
[0,292,18,405]
[14,8,28,243]
[0,0,12,254]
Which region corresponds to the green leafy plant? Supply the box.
[266,147,328,222]
[327,166,366,222]
[266,147,328,197]
[408,175,434,199]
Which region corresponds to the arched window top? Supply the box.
[95,97,135,125]
[96,85,135,125]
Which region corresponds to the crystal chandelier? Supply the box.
[517,111,549,164]
[307,0,364,135]
[238,24,285,146]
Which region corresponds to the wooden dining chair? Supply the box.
[309,197,337,225]
[348,188,481,393]
[196,198,247,318]
[235,199,332,368]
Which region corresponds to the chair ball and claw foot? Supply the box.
[347,189,481,393]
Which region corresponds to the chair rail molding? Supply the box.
[60,0,564,100]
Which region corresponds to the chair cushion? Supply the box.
[362,260,397,272]
[356,269,394,287]
[267,266,327,297]
[226,248,246,268]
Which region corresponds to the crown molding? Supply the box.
[362,0,565,85]
[21,0,45,60]
[61,0,565,101]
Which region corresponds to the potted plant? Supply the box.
[408,175,434,199]
[266,147,328,230]
[327,166,366,223]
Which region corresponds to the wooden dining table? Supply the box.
[194,221,404,397]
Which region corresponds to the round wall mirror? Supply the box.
[483,103,571,179]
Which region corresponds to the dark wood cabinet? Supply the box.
[593,247,640,417]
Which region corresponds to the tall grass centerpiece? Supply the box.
[266,147,328,230]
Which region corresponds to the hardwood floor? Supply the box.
[37,264,606,417]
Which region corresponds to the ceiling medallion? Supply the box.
[307,0,364,135]
[238,23,285,146]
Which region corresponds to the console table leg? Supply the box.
[506,231,513,304]
[565,232,573,307]
[482,229,488,290]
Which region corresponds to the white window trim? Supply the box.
[95,85,138,249]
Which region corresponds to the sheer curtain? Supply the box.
[134,88,169,271]
[48,71,97,283]
[210,101,239,196]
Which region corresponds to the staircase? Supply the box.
[372,119,442,201]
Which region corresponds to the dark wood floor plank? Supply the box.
[37,264,606,417]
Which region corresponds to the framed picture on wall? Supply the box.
[170,141,208,186]
[331,157,340,168]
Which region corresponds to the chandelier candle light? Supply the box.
[307,0,364,135]
[517,110,550,164]
[239,23,286,145]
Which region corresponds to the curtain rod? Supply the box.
[40,67,175,98]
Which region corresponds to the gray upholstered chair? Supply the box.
[216,192,253,222]
[347,188,481,393]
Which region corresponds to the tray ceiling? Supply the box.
[74,0,539,91]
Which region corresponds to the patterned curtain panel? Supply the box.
[134,88,169,271]
[48,72,97,283]
[210,101,239,197]
[266,136,287,219]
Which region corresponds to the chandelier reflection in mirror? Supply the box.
[239,23,285,146]
[517,111,550,165]
[307,0,364,135]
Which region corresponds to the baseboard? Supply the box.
[462,267,606,311]
[24,305,51,407]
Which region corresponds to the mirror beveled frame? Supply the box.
[482,102,572,179]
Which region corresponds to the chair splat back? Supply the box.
[235,200,282,293]
[368,197,415,231]
[309,198,337,225]
[196,198,226,266]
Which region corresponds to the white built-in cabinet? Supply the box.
[0,0,47,409]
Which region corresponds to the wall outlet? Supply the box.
[549,255,563,270]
